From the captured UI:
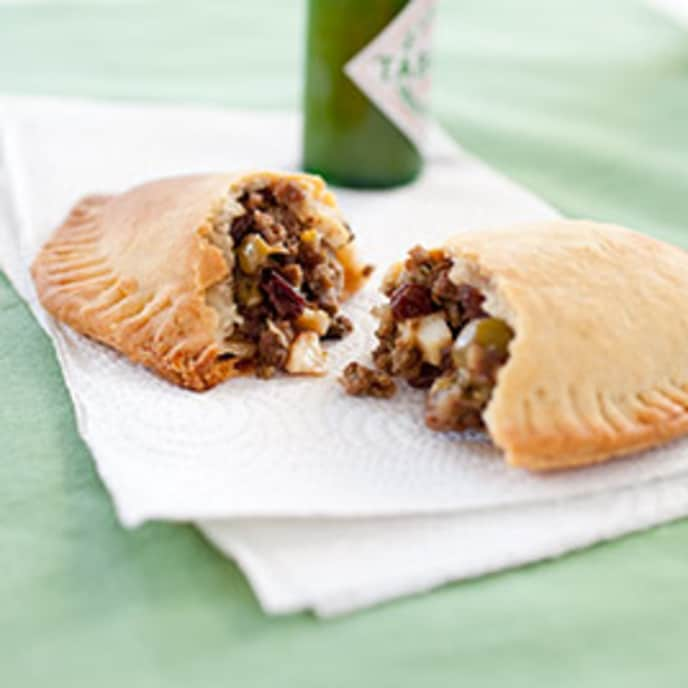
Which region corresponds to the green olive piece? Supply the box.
[238,234,287,275]
[452,317,513,368]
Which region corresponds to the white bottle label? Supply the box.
[344,0,437,152]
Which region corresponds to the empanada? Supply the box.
[342,220,688,470]
[32,172,370,390]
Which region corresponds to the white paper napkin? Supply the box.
[2,95,688,616]
[200,472,688,616]
[650,0,688,25]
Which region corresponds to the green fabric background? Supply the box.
[2,0,688,684]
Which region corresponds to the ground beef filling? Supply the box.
[222,181,353,378]
[340,362,397,399]
[342,245,513,432]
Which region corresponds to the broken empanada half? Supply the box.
[31,172,371,390]
[341,220,688,471]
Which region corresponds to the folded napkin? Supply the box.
[2,95,688,616]
[201,473,688,616]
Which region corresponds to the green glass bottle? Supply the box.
[303,0,436,189]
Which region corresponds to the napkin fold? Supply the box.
[200,472,688,616]
[2,95,688,616]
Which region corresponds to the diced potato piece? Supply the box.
[416,313,452,366]
[286,332,327,375]
[398,313,452,367]
[296,307,331,336]
[381,261,404,295]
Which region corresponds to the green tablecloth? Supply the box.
[2,1,688,684]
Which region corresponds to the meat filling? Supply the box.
[344,245,513,432]
[218,180,355,377]
[339,362,397,399]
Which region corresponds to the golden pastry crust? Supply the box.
[31,172,366,390]
[444,220,688,470]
